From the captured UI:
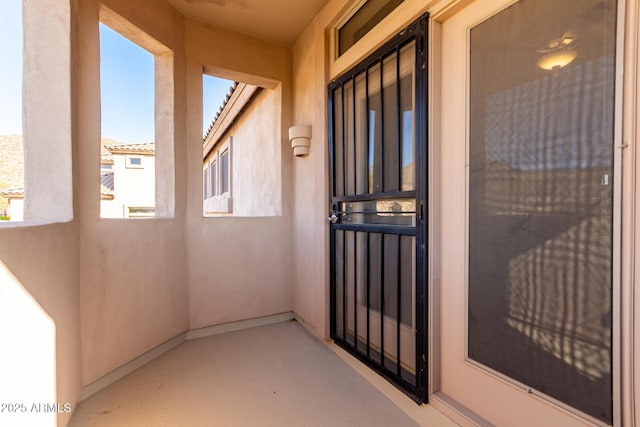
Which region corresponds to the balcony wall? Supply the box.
[75,0,190,386]
[0,1,81,426]
[184,19,294,329]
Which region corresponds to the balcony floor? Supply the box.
[69,320,456,426]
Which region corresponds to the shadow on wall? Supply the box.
[0,261,57,427]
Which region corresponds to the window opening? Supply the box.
[202,71,283,217]
[99,22,155,219]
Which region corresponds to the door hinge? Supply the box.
[419,200,424,221]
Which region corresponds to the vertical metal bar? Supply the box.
[341,84,346,196]
[366,68,371,194]
[380,233,385,367]
[397,234,402,377]
[354,232,358,351]
[342,230,347,342]
[414,18,429,401]
[366,232,371,357]
[396,48,402,190]
[352,77,357,196]
[328,86,336,338]
[380,58,385,192]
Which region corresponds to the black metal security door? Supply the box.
[329,16,428,402]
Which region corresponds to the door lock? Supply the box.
[328,214,339,224]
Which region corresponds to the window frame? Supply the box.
[125,155,144,169]
[203,136,233,214]
[99,6,175,219]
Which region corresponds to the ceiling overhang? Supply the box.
[166,0,328,46]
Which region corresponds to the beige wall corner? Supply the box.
[185,18,294,330]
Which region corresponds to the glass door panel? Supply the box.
[467,0,616,423]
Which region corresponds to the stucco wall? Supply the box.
[0,1,82,426]
[290,12,331,338]
[0,223,81,427]
[185,19,293,329]
[75,0,189,385]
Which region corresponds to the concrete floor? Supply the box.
[69,320,457,427]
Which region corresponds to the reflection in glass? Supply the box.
[368,64,382,193]
[340,199,416,226]
[399,44,415,191]
[345,80,355,196]
[335,230,344,338]
[333,87,344,196]
[338,0,405,56]
[467,0,616,423]
[345,230,355,346]
[383,54,399,192]
[356,73,368,195]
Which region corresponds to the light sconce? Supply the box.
[537,32,578,71]
[289,125,312,157]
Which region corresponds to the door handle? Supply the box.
[328,214,339,224]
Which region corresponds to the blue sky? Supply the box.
[0,0,22,135]
[0,6,231,141]
[100,24,233,143]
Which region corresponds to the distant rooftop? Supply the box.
[104,142,155,154]
[0,187,24,198]
[100,172,114,199]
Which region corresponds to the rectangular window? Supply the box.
[467,0,616,423]
[210,160,217,197]
[220,149,229,195]
[203,166,208,200]
[126,155,144,169]
[338,0,405,56]
[202,137,232,214]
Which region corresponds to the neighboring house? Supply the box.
[202,81,280,217]
[0,135,24,219]
[0,139,154,221]
[101,141,155,218]
[0,188,23,220]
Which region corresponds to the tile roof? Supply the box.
[101,172,114,198]
[104,142,155,154]
[0,187,24,198]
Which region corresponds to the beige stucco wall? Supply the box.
[75,0,190,386]
[185,19,294,329]
[23,0,74,223]
[290,11,331,339]
[0,223,81,427]
[0,1,81,426]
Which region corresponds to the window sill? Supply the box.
[204,196,233,214]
